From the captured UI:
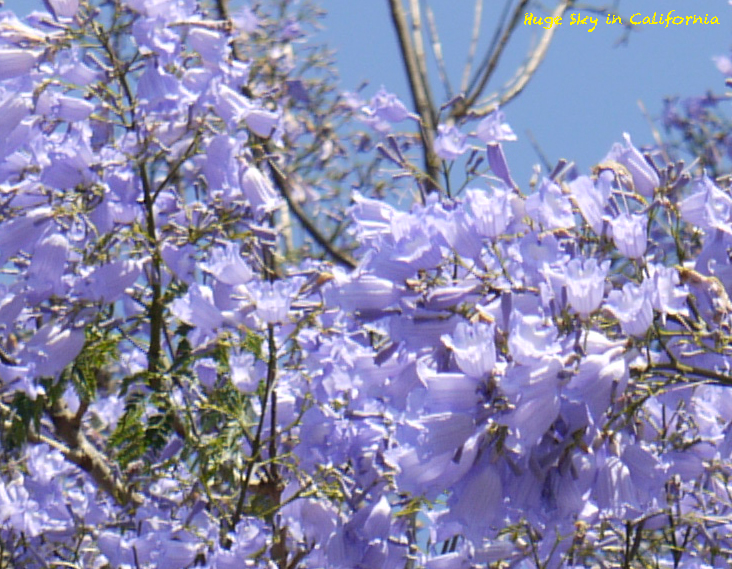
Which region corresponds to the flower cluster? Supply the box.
[0,0,731,568]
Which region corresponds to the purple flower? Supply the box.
[433,124,469,160]
[475,109,517,144]
[325,270,401,313]
[647,264,688,318]
[193,358,218,390]
[0,206,53,265]
[44,0,80,19]
[22,323,85,378]
[441,320,496,378]
[200,134,242,196]
[0,363,43,400]
[486,142,517,190]
[137,60,189,113]
[563,258,609,317]
[611,212,647,259]
[188,27,228,62]
[26,233,69,303]
[201,241,253,285]
[603,133,659,197]
[244,106,280,138]
[507,313,560,365]
[447,462,503,530]
[362,87,412,132]
[502,358,562,449]
[230,350,259,392]
[250,278,302,324]
[569,174,609,235]
[0,49,40,80]
[679,176,732,234]
[212,83,250,130]
[0,477,45,537]
[240,164,281,213]
[465,186,513,238]
[73,258,146,303]
[605,282,654,337]
[419,363,480,414]
[525,178,575,230]
[281,494,338,544]
[160,242,197,283]
[170,283,224,333]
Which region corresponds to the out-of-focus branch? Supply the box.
[424,4,453,99]
[408,0,435,113]
[388,0,440,191]
[460,0,484,95]
[453,0,530,119]
[470,0,571,118]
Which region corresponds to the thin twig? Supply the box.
[460,0,484,95]
[214,0,357,268]
[638,98,672,165]
[424,4,453,100]
[455,0,531,117]
[526,129,553,173]
[466,0,511,97]
[471,0,571,118]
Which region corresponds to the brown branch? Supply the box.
[30,401,143,508]
[388,0,440,192]
[264,153,357,269]
[453,0,530,118]
[407,0,435,115]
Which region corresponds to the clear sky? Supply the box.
[4,0,730,185]
[319,0,731,183]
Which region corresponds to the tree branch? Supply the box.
[424,4,453,100]
[388,0,441,191]
[31,401,144,508]
[453,0,530,118]
[460,0,484,95]
[471,0,571,118]
[265,153,357,269]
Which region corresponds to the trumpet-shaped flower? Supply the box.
[475,109,517,143]
[441,320,496,378]
[433,124,469,160]
[605,281,654,337]
[611,212,647,259]
[604,133,659,197]
[563,258,609,317]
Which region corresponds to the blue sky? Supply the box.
[319,0,731,183]
[5,0,730,185]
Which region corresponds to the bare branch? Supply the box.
[424,4,453,100]
[388,0,440,191]
[454,0,530,118]
[471,0,571,117]
[408,0,434,112]
[460,0,484,95]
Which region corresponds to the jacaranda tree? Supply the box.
[1,0,732,568]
